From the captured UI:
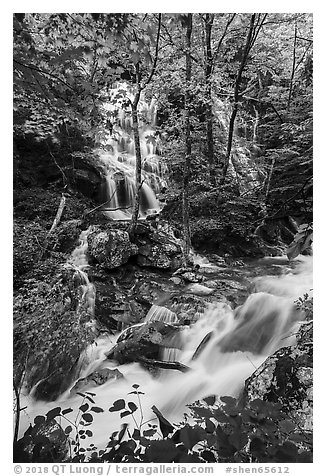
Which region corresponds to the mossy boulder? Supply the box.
[88,227,138,269]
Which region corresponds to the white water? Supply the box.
[19,255,312,454]
[98,84,167,220]
[65,228,96,326]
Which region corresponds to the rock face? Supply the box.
[134,224,183,270]
[65,152,106,200]
[241,321,313,432]
[88,228,138,269]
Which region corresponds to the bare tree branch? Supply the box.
[14,58,76,92]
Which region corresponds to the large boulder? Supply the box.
[105,321,184,365]
[133,223,183,270]
[241,321,313,432]
[88,227,138,269]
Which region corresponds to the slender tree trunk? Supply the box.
[129,90,142,235]
[287,20,298,112]
[253,105,259,144]
[252,72,263,145]
[13,379,20,444]
[182,13,193,264]
[264,155,276,200]
[204,14,215,184]
[129,16,161,235]
[221,14,256,184]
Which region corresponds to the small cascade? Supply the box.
[144,305,180,361]
[253,254,313,298]
[98,83,167,220]
[145,304,178,324]
[66,228,96,323]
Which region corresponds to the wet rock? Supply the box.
[134,223,183,270]
[91,274,147,331]
[70,368,123,395]
[88,228,138,269]
[212,279,247,307]
[105,321,184,365]
[133,279,175,308]
[181,272,203,283]
[210,254,227,266]
[241,322,313,432]
[173,266,193,275]
[186,283,214,296]
[170,276,182,285]
[14,419,69,463]
[204,280,219,288]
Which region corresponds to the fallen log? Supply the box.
[138,356,189,373]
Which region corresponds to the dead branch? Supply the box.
[84,190,117,216]
[49,194,67,234]
[40,193,67,259]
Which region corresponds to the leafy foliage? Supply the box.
[14,386,312,463]
[287,223,313,260]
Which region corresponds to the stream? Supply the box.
[18,252,312,454]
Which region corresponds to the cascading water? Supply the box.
[97,83,167,220]
[19,254,312,453]
[145,305,180,361]
[65,227,96,325]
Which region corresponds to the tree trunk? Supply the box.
[129,89,142,235]
[129,16,161,236]
[287,20,298,112]
[204,14,215,184]
[253,105,259,144]
[138,357,189,373]
[221,14,256,184]
[13,379,21,444]
[182,13,193,264]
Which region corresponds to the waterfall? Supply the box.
[19,255,312,451]
[66,227,96,324]
[98,84,167,220]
